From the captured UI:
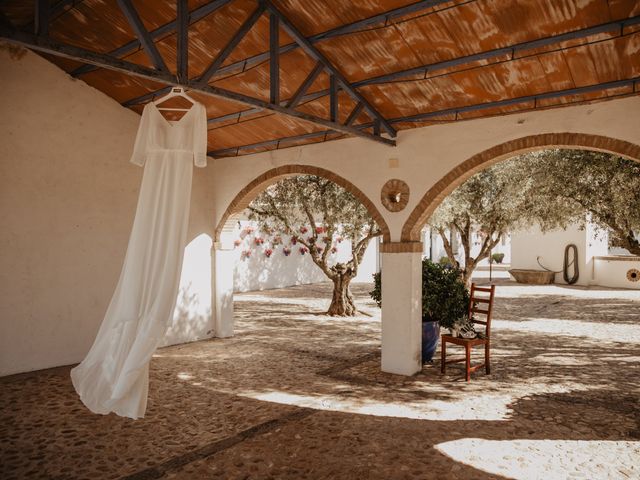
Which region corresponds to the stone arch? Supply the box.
[401,133,640,242]
[215,164,391,243]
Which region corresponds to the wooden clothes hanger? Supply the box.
[152,87,195,112]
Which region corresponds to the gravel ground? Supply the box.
[1,280,639,479]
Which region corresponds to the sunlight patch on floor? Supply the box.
[234,384,589,422]
[495,318,640,343]
[435,438,640,479]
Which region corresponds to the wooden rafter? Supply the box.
[116,0,169,73]
[204,15,640,127]
[0,14,395,146]
[208,77,640,157]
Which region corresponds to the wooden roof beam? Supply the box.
[388,77,640,124]
[177,0,188,82]
[121,0,453,108]
[116,0,169,73]
[260,0,396,138]
[72,0,233,77]
[0,17,395,147]
[198,4,265,85]
[204,15,640,127]
[209,77,639,158]
[34,0,49,37]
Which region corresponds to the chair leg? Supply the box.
[441,339,446,374]
[485,342,491,375]
[465,344,471,382]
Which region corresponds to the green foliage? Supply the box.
[513,150,640,255]
[428,149,640,283]
[439,256,453,266]
[249,175,377,244]
[370,272,381,307]
[491,253,505,264]
[421,260,470,328]
[248,175,381,316]
[369,260,470,329]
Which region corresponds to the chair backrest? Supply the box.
[468,283,496,337]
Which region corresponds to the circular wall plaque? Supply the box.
[627,268,639,282]
[381,179,410,212]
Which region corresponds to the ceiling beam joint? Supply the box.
[197,4,265,85]
[177,0,188,82]
[34,0,49,37]
[0,23,394,147]
[269,11,279,104]
[287,62,323,108]
[116,0,169,73]
[259,0,396,137]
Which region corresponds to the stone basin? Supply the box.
[509,269,555,284]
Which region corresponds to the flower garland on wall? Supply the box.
[233,222,342,261]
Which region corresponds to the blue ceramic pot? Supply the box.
[422,320,439,363]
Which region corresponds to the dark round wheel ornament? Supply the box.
[381,179,410,212]
[627,268,639,282]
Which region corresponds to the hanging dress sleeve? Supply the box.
[193,103,208,168]
[129,104,152,167]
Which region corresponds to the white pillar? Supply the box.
[381,245,422,375]
[213,242,235,338]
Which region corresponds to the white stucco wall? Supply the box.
[0,46,215,375]
[211,96,640,242]
[510,221,608,286]
[2,44,640,378]
[232,221,378,292]
[593,257,640,289]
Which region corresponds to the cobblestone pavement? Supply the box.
[2,281,639,479]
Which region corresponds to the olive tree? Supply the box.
[520,150,640,255]
[247,175,380,316]
[429,149,640,285]
[428,161,551,286]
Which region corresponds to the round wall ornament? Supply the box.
[627,268,639,282]
[381,179,410,212]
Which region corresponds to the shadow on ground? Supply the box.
[1,282,639,479]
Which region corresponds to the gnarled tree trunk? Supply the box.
[327,272,356,316]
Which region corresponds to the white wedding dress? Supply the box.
[71,101,207,419]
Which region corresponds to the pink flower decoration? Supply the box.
[233,239,242,248]
[299,247,308,255]
[331,246,338,254]
[315,226,325,234]
[299,226,308,234]
[264,248,273,258]
[283,247,291,256]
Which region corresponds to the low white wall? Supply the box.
[232,221,378,292]
[593,257,640,290]
[510,222,608,286]
[0,47,215,375]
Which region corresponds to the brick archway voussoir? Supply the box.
[215,165,391,243]
[401,133,640,242]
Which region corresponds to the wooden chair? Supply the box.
[441,283,496,381]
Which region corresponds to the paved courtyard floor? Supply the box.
[1,280,639,479]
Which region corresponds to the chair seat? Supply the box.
[441,334,488,347]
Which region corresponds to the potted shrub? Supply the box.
[370,259,470,363]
